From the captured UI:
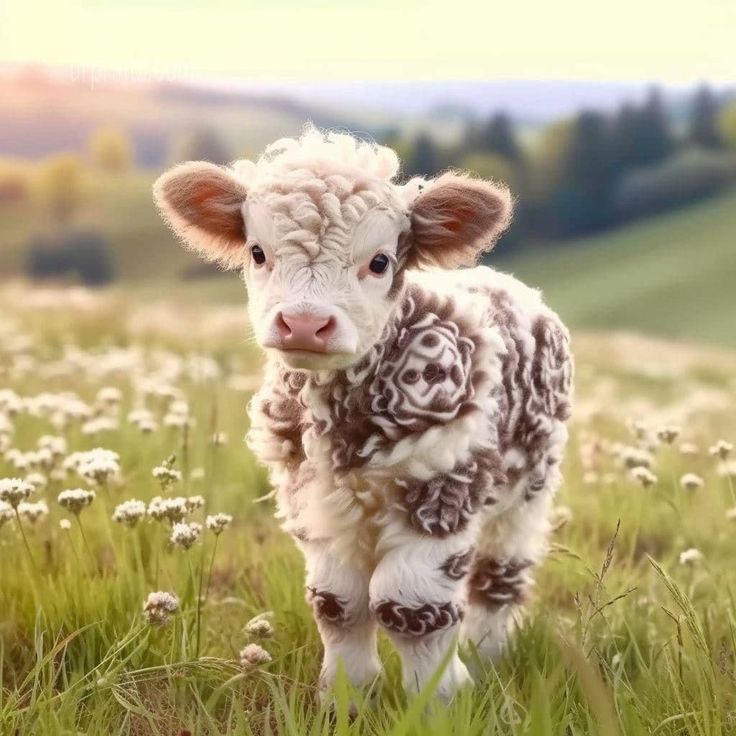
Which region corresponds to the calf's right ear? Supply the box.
[153,162,248,269]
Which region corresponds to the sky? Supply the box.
[0,0,734,84]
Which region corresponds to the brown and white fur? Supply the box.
[154,127,573,702]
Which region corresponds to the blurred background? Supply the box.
[0,0,734,347]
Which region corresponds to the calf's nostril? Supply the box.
[275,312,292,338]
[316,316,336,339]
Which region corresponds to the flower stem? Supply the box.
[187,553,201,660]
[76,515,96,572]
[14,509,39,575]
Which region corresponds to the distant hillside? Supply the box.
[0,72,375,167]
[501,188,736,347]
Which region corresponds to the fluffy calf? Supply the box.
[154,127,573,700]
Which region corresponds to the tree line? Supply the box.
[394,84,736,245]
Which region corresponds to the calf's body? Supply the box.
[153,127,573,700]
[248,266,572,698]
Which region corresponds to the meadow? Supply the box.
[1,282,735,735]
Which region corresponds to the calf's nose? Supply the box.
[275,311,337,352]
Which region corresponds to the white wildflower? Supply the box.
[244,615,273,639]
[170,521,202,550]
[24,472,47,491]
[59,518,72,531]
[680,473,704,492]
[152,465,181,488]
[81,416,119,436]
[239,643,272,667]
[143,591,180,626]
[206,513,232,535]
[112,499,147,527]
[582,471,600,486]
[726,507,736,522]
[58,488,95,514]
[0,477,34,508]
[185,495,205,513]
[679,548,703,566]
[0,389,23,416]
[96,386,122,407]
[19,500,49,524]
[631,467,658,488]
[37,434,67,459]
[0,501,14,527]
[709,440,732,461]
[620,446,653,470]
[79,455,120,486]
[656,426,681,445]
[717,460,736,479]
[678,442,699,457]
[148,496,188,524]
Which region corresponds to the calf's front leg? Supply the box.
[369,535,474,701]
[301,541,381,697]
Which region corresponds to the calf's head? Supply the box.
[154,128,512,371]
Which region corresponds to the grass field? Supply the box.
[1,286,735,735]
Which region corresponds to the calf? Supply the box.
[154,127,573,701]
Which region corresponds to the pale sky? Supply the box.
[0,0,733,83]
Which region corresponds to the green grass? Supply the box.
[503,188,736,347]
[1,289,735,735]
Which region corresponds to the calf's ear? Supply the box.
[405,173,512,270]
[153,162,248,268]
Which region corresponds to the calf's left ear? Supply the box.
[153,161,248,269]
[405,173,512,270]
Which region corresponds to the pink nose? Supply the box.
[274,312,337,352]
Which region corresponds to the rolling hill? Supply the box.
[501,188,736,347]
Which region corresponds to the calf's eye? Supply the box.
[368,253,390,275]
[251,244,266,266]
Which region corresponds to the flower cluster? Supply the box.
[143,591,180,626]
[58,488,95,515]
